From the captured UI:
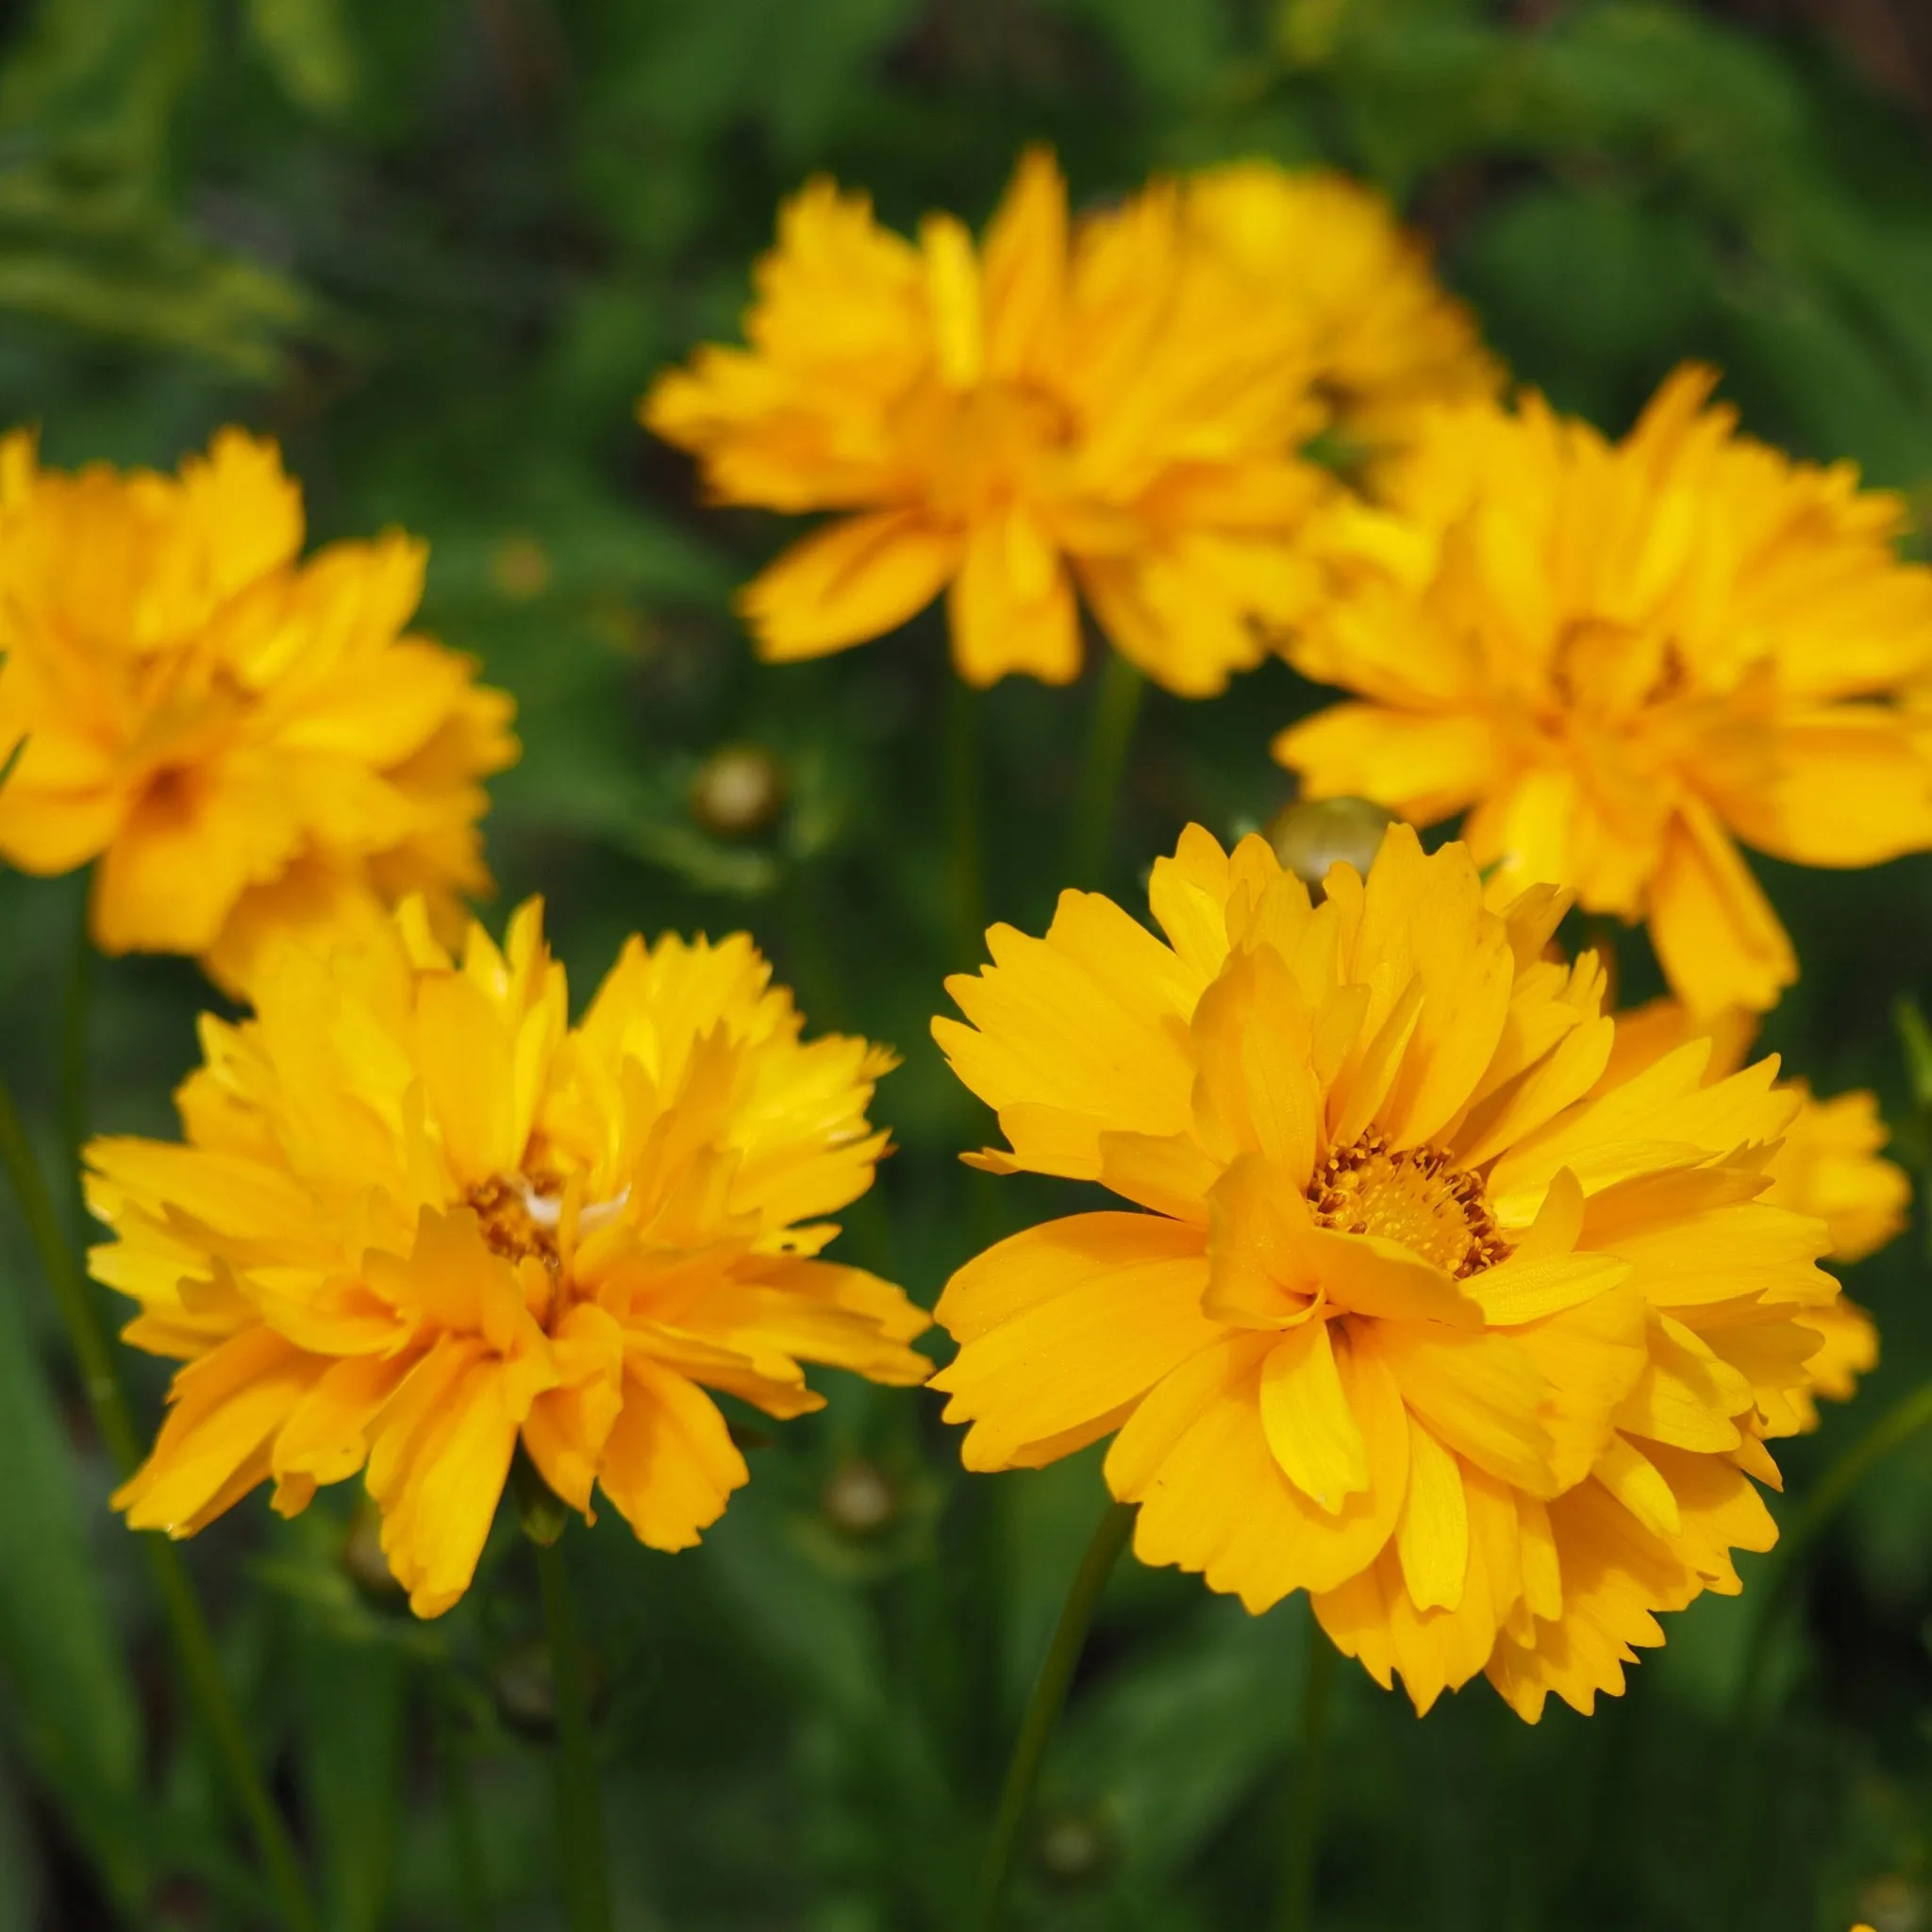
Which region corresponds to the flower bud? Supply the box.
[489,533,552,601]
[821,1459,896,1537]
[1266,795,1398,893]
[1033,1808,1111,1888]
[491,1639,557,1739]
[341,1498,404,1601]
[691,743,785,839]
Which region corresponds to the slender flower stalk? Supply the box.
[57,887,91,1240]
[974,1498,1133,1932]
[1066,654,1144,891]
[0,1061,317,1932]
[1735,1378,1932,1733]
[1723,1379,1932,1928]
[946,676,988,969]
[535,1535,613,1932]
[1277,1616,1337,1932]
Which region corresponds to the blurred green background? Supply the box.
[5,0,1932,1926]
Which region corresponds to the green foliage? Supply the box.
[2,0,1932,1927]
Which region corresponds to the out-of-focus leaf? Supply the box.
[0,0,311,372]
[297,1628,406,1932]
[243,0,357,116]
[1046,0,1231,100]
[699,1487,884,1718]
[1055,1597,1305,1883]
[0,1253,147,1908]
[0,1748,42,1932]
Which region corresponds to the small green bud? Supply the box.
[1266,795,1399,894]
[491,1639,557,1739]
[511,1451,570,1548]
[821,1459,895,1538]
[341,1497,403,1600]
[1033,1808,1111,1888]
[691,743,785,839]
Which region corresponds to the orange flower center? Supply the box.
[1307,1133,1510,1279]
[467,1175,561,1271]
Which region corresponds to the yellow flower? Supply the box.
[90,899,929,1617]
[1600,996,1903,1428]
[932,824,1845,1719]
[0,429,517,991]
[1274,367,1932,1016]
[1180,162,1499,458]
[643,152,1484,695]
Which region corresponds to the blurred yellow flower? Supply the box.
[932,824,1847,1719]
[91,899,929,1618]
[642,150,1488,694]
[1180,162,1499,458]
[1600,995,1905,1431]
[0,429,517,991]
[1274,367,1932,1016]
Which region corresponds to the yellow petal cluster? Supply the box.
[1602,995,1906,1426]
[90,899,929,1617]
[0,429,517,991]
[1180,163,1499,458]
[1274,366,1932,1017]
[642,151,1490,695]
[932,824,1851,1719]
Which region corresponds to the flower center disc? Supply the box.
[468,1175,560,1269]
[1307,1134,1510,1279]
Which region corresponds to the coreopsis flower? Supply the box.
[1274,367,1932,1017]
[1180,163,1498,458]
[0,429,516,991]
[932,824,1848,1718]
[1600,996,1906,1430]
[89,899,929,1617]
[642,151,1487,695]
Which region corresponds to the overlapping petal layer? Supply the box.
[92,901,929,1616]
[643,151,1491,694]
[1274,367,1932,1015]
[0,429,516,989]
[933,824,1852,1718]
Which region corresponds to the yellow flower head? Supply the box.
[1180,162,1499,458]
[91,899,929,1617]
[642,151,1485,695]
[1274,367,1932,1016]
[932,824,1847,1720]
[1602,995,1904,1428]
[0,429,518,991]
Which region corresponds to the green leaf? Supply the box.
[1056,1596,1305,1882]
[242,0,358,116]
[0,1748,44,1932]
[0,1251,147,1907]
[296,1627,406,1932]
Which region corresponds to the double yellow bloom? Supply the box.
[93,900,929,1617]
[3,148,1914,1730]
[645,151,1492,693]
[0,431,515,991]
[1277,367,1932,1016]
[931,825,1886,1718]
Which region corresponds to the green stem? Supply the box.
[973,1498,1133,1932]
[58,883,92,1242]
[0,1062,317,1932]
[1736,1376,1932,1724]
[1066,654,1145,891]
[1277,1611,1337,1932]
[945,675,987,969]
[535,1536,612,1932]
[441,1701,494,1932]
[1723,1376,1932,1930]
